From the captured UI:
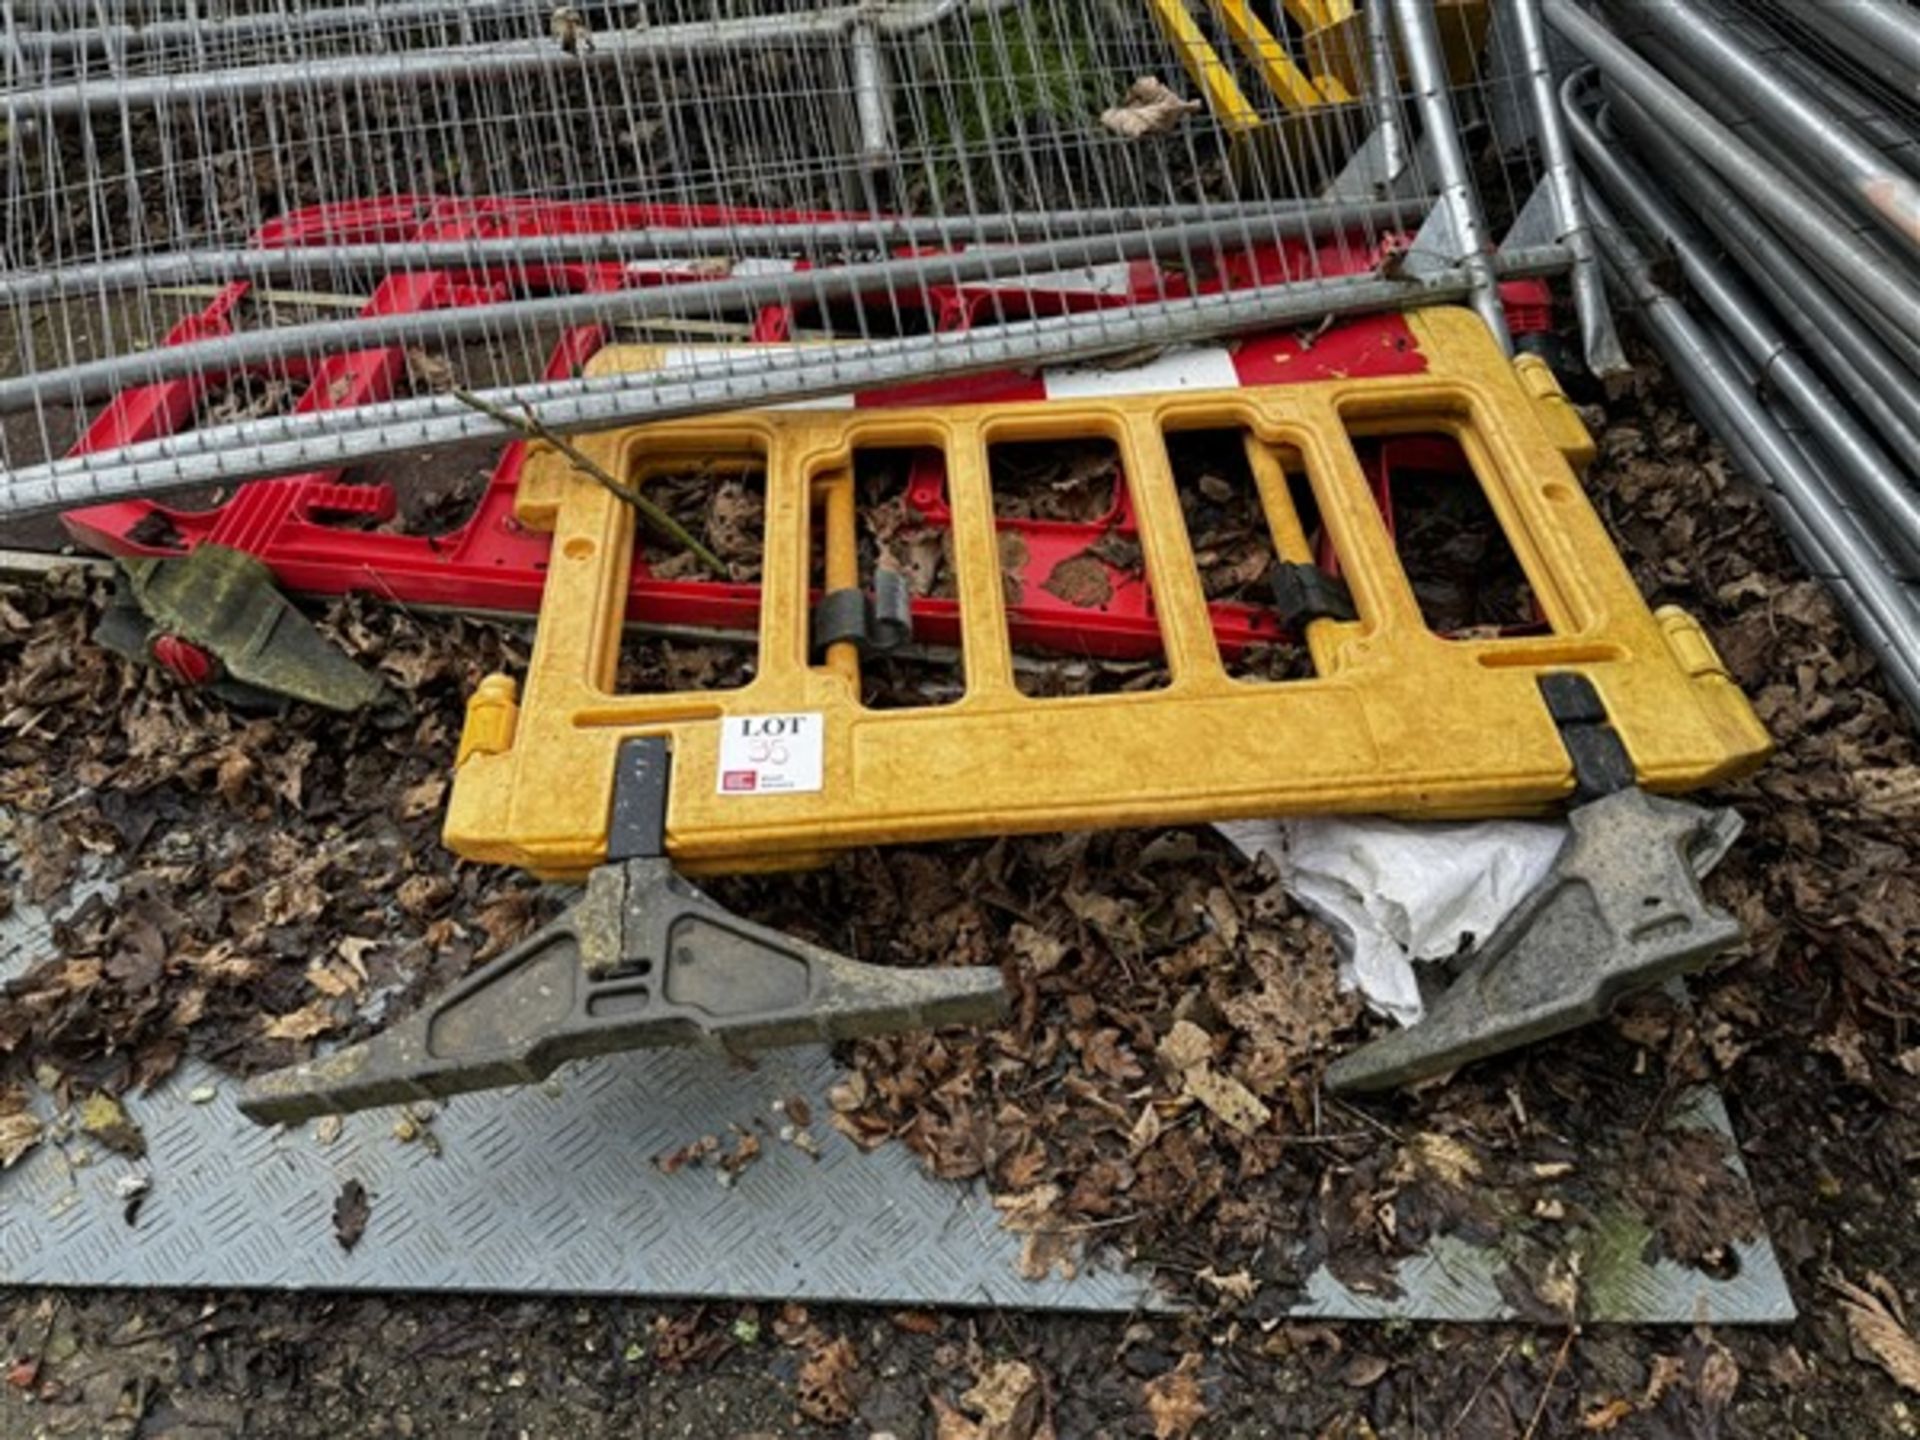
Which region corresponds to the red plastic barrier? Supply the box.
[63,196,1555,663]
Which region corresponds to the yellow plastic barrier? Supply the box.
[446,307,1770,880]
[1148,0,1352,130]
[1147,0,1493,127]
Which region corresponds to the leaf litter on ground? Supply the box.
[0,350,1917,1428]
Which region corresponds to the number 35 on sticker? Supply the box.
[716,713,825,795]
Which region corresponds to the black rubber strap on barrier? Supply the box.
[607,736,671,860]
[869,569,911,652]
[811,569,913,658]
[1269,563,1358,628]
[1539,672,1636,803]
[812,588,871,654]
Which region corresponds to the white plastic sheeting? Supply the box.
[1215,816,1565,1025]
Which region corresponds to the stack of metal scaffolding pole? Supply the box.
[1546,0,1920,724]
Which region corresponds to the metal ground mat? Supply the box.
[0,857,1795,1322]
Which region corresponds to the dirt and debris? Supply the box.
[0,573,553,1097]
[990,442,1122,525]
[1142,1352,1208,1438]
[639,465,767,583]
[332,1179,371,1253]
[1832,1273,1920,1396]
[193,375,295,429]
[2,352,1918,1435]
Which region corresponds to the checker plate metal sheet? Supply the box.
[0,849,1793,1321]
[1300,1086,1795,1324]
[0,1046,1155,1308]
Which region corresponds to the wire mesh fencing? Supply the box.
[2,0,1578,515]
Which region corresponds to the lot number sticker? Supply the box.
[716,713,824,795]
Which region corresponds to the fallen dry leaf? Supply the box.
[1852,765,1920,821]
[1015,1230,1078,1282]
[262,1002,337,1042]
[1341,1353,1389,1388]
[303,960,362,999]
[1156,1019,1270,1133]
[1579,1398,1635,1432]
[1008,922,1068,975]
[935,1397,979,1440]
[1395,1132,1482,1190]
[650,1310,729,1372]
[1156,1019,1214,1073]
[405,348,458,394]
[1181,1064,1271,1136]
[397,775,448,819]
[1041,553,1114,609]
[333,1178,370,1251]
[215,748,255,804]
[940,1359,1049,1440]
[1142,1353,1208,1440]
[1642,1353,1685,1407]
[795,1335,860,1425]
[1196,1266,1257,1303]
[1833,1274,1920,1393]
[994,1183,1061,1233]
[1813,1018,1873,1086]
[0,1110,43,1168]
[993,1185,1079,1281]
[1697,1341,1740,1408]
[1128,1103,1164,1155]
[1535,1252,1582,1319]
[1101,75,1201,138]
[77,1091,146,1159]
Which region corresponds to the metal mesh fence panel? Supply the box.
[2,0,1563,512]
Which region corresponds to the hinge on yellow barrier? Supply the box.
[1515,353,1599,472]
[241,736,1008,1123]
[1656,606,1732,682]
[456,674,520,766]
